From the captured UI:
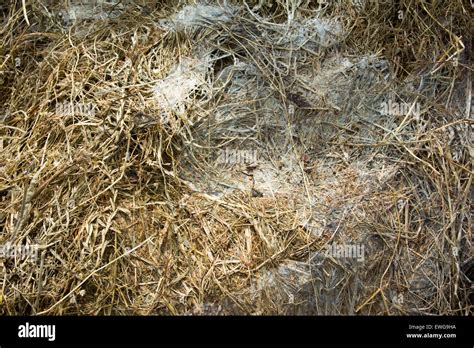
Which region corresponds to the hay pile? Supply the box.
[0,0,472,315]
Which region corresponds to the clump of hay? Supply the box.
[0,0,471,315]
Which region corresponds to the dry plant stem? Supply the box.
[0,0,471,315]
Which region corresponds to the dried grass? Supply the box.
[0,0,472,315]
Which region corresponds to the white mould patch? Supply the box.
[158,4,236,32]
[154,56,211,114]
[58,0,123,26]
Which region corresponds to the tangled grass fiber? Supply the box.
[0,0,472,315]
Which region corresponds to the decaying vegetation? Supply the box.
[0,0,472,315]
